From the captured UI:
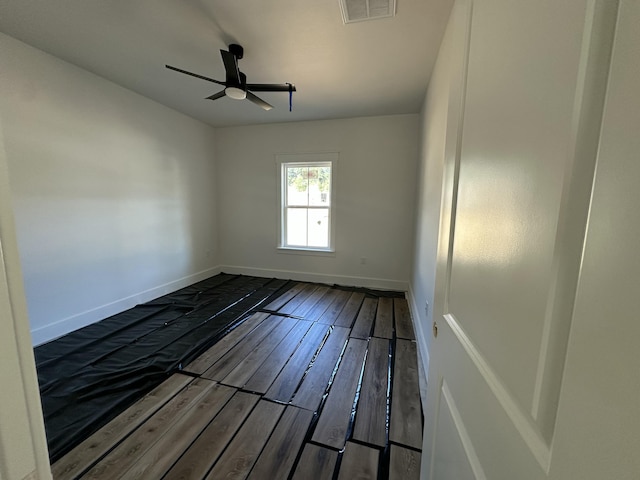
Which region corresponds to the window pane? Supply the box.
[280,157,333,250]
[308,208,329,247]
[309,166,331,206]
[287,167,309,206]
[286,208,307,246]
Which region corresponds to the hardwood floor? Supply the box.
[51,283,423,480]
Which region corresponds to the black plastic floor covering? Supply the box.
[34,273,296,463]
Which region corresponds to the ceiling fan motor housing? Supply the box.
[228,44,244,59]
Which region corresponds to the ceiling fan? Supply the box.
[166,44,296,111]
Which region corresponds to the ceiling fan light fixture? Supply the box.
[225,86,246,100]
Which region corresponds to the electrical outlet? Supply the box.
[360,257,367,265]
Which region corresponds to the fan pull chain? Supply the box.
[288,83,293,112]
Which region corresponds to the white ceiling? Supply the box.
[0,0,453,127]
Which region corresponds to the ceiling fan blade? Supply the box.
[166,65,225,85]
[246,83,296,92]
[246,91,273,111]
[206,90,226,101]
[220,49,241,85]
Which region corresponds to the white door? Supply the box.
[421,1,628,479]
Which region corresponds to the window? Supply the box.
[278,154,337,252]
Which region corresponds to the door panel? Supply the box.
[423,1,619,479]
[432,381,480,480]
[447,0,589,414]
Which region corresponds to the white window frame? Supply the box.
[277,153,337,254]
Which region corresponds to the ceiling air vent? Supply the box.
[340,0,396,24]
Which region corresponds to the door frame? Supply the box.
[0,116,52,480]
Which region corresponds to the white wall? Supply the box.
[0,33,219,345]
[216,115,419,290]
[409,3,465,373]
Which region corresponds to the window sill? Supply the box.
[277,247,336,257]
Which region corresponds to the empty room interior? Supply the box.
[0,1,638,480]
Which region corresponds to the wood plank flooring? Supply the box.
[52,283,423,480]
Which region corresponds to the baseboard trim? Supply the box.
[31,266,222,346]
[31,265,409,346]
[220,265,409,292]
[408,283,430,386]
